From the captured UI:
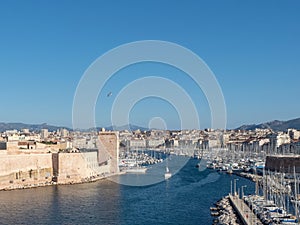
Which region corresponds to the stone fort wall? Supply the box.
[265,155,300,173]
[0,153,53,190]
[0,132,118,190]
[54,152,110,184]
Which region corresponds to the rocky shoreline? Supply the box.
[211,196,242,225]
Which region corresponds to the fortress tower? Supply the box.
[98,131,119,174]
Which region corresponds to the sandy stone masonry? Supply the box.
[0,131,119,190]
[0,153,53,190]
[98,131,119,174]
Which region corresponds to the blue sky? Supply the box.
[0,1,299,129]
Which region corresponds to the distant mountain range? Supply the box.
[0,122,69,132]
[1,118,300,132]
[236,118,300,131]
[0,122,149,132]
[103,124,149,131]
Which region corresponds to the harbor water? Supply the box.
[0,158,255,225]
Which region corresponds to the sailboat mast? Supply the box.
[294,166,298,221]
[255,161,259,196]
[263,167,267,201]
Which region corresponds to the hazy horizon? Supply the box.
[1,116,300,131]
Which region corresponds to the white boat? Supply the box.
[164,167,172,179]
[124,167,147,174]
[119,158,137,167]
[120,155,148,174]
[226,166,233,174]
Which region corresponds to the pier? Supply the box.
[229,195,262,225]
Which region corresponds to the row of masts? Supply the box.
[258,166,300,222]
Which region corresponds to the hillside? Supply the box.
[0,122,69,132]
[0,122,149,132]
[236,118,300,131]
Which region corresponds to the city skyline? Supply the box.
[0,1,299,129]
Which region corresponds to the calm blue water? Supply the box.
[0,158,255,225]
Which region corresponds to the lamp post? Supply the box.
[241,185,247,199]
[234,178,239,196]
[237,187,241,209]
[241,185,247,212]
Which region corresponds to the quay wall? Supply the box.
[98,132,119,174]
[265,155,300,173]
[229,195,262,225]
[229,195,249,225]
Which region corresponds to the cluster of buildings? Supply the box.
[3,127,296,155]
[119,129,210,150]
[0,128,104,152]
[224,128,300,155]
[1,127,300,157]
[118,128,300,155]
[0,126,300,190]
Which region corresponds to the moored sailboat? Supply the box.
[165,166,172,179]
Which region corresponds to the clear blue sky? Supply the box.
[0,1,299,129]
